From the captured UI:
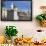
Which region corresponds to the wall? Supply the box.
[0,0,46,41]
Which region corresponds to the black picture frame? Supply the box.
[1,0,32,21]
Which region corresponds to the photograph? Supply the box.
[1,0,32,21]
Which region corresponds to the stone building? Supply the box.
[2,2,19,21]
[2,7,7,20]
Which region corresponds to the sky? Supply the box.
[3,1,32,11]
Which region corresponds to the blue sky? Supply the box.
[3,1,31,11]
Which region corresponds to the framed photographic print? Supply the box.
[1,0,32,21]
